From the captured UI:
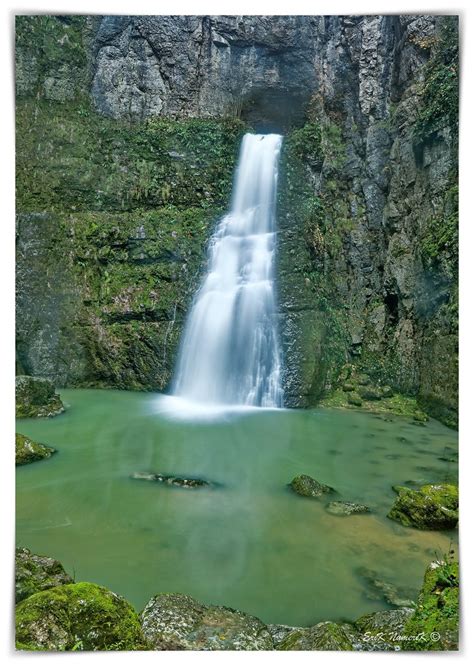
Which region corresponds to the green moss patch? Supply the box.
[16,582,146,651]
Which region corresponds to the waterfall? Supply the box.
[172,133,283,408]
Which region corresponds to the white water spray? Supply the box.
[172,133,283,408]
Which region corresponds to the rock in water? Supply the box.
[387,484,458,530]
[130,471,213,488]
[15,582,145,651]
[290,474,336,498]
[15,547,73,602]
[15,433,56,466]
[356,567,417,608]
[15,375,64,418]
[140,593,273,650]
[277,621,356,650]
[326,501,371,516]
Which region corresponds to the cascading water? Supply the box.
[172,133,283,408]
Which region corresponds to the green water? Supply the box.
[16,389,458,627]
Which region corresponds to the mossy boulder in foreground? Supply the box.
[290,474,336,498]
[15,433,56,466]
[387,484,458,530]
[16,582,145,651]
[402,559,459,651]
[15,547,73,602]
[140,592,273,650]
[15,375,64,418]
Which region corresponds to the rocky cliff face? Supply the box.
[16,15,458,425]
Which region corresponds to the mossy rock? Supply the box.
[277,621,356,650]
[16,582,145,651]
[342,383,355,392]
[402,560,459,651]
[15,433,56,466]
[387,484,458,530]
[15,547,73,602]
[354,608,415,650]
[347,392,362,406]
[290,474,336,498]
[15,376,64,418]
[140,592,272,650]
[359,386,383,401]
[326,501,370,516]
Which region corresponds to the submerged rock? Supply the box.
[290,474,335,498]
[130,471,213,488]
[140,592,272,650]
[15,547,73,602]
[402,559,459,651]
[16,582,145,651]
[15,375,64,418]
[277,621,356,651]
[15,433,56,466]
[326,501,371,516]
[356,566,417,608]
[387,484,458,530]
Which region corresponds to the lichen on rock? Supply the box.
[277,621,356,651]
[15,547,73,602]
[326,501,371,516]
[140,592,273,650]
[15,375,64,418]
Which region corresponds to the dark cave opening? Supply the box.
[239,87,309,134]
[384,292,399,325]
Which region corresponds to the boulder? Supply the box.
[347,392,363,406]
[290,474,335,498]
[15,433,56,466]
[326,501,371,516]
[359,387,383,401]
[130,472,213,488]
[277,621,356,650]
[355,608,415,650]
[387,484,458,530]
[16,582,145,651]
[140,592,273,650]
[16,376,64,418]
[15,547,73,602]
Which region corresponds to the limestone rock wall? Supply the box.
[15,15,458,424]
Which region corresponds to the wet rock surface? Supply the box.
[15,547,73,602]
[140,592,273,650]
[290,474,336,498]
[387,483,458,530]
[15,433,56,466]
[130,471,215,488]
[326,501,371,516]
[15,376,64,418]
